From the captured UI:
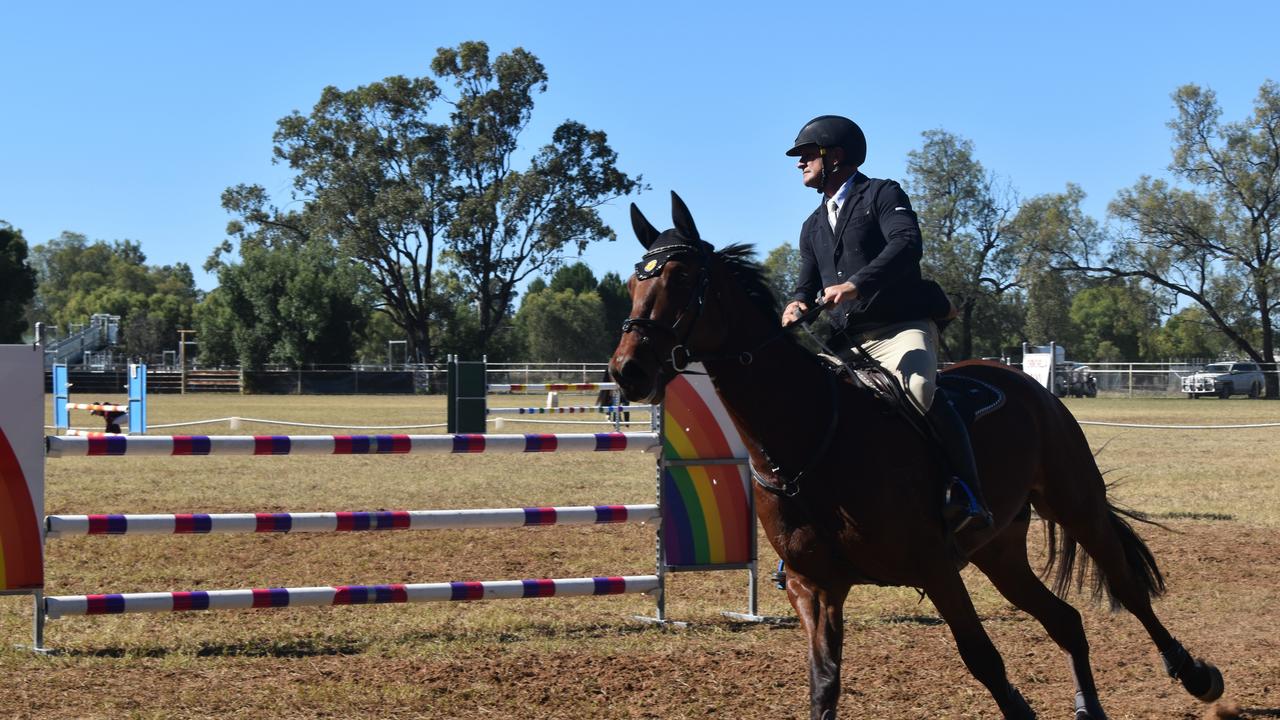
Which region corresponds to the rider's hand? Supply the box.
[820,281,858,306]
[782,301,808,327]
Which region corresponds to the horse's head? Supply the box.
[609,192,734,403]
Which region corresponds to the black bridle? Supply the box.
[619,245,713,373]
[620,243,828,373]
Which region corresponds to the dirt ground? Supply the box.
[3,520,1277,719]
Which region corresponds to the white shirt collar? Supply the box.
[830,172,859,209]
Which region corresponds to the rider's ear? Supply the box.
[670,191,700,240]
[631,203,661,250]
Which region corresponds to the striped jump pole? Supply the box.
[44,576,661,619]
[486,382,618,393]
[62,429,126,437]
[63,402,128,413]
[485,405,655,415]
[45,432,659,457]
[11,357,761,651]
[45,505,660,537]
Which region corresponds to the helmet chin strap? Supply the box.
[816,147,841,194]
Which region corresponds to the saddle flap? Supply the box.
[936,374,1006,427]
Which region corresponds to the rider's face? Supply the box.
[796,147,825,189]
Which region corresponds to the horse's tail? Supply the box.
[1041,502,1167,610]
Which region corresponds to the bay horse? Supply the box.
[609,193,1224,720]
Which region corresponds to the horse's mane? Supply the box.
[714,242,781,321]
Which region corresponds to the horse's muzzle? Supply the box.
[609,348,663,404]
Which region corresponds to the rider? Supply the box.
[780,114,992,533]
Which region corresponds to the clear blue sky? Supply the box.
[3,1,1277,292]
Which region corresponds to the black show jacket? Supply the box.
[791,172,949,335]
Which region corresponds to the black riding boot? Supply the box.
[925,396,993,533]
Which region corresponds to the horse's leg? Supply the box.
[923,569,1037,719]
[785,572,850,720]
[1064,508,1224,703]
[970,516,1107,719]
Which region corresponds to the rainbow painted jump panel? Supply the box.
[45,504,660,537]
[43,575,661,619]
[45,432,659,457]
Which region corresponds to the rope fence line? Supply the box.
[1076,420,1280,430]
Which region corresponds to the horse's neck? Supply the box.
[701,339,843,470]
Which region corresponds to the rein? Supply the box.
[750,368,841,497]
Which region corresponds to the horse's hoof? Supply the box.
[1004,686,1037,719]
[1194,663,1224,703]
[1178,659,1225,702]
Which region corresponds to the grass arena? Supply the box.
[2,391,1278,719]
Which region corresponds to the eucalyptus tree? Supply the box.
[1054,81,1280,388]
[905,130,1020,360]
[249,41,642,362]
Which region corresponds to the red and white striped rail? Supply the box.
[43,575,661,619]
[487,382,618,393]
[63,429,126,437]
[63,402,128,413]
[485,405,655,415]
[45,432,659,457]
[45,504,660,537]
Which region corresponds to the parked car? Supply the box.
[1181,361,1265,399]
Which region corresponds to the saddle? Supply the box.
[819,353,1005,435]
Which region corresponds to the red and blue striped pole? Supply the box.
[43,575,661,619]
[45,505,659,537]
[45,432,659,457]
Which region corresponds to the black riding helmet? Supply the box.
[785,115,867,167]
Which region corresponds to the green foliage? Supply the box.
[548,262,597,294]
[905,130,1019,360]
[258,40,642,363]
[200,202,373,368]
[27,231,197,357]
[1147,306,1232,360]
[598,271,631,350]
[0,222,38,342]
[761,244,802,305]
[514,287,609,362]
[1068,281,1161,361]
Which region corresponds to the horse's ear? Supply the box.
[670,191,700,240]
[631,203,661,250]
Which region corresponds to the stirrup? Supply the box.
[944,478,992,533]
[771,560,787,590]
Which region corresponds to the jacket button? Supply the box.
[837,271,844,277]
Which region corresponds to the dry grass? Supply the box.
[1,393,1276,718]
[1059,397,1280,526]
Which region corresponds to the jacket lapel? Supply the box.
[832,172,871,240]
[831,172,870,262]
